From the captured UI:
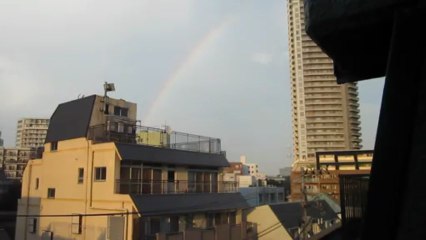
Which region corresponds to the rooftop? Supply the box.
[45,95,222,154]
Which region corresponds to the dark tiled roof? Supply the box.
[130,193,249,216]
[269,200,337,230]
[116,143,229,168]
[45,95,96,143]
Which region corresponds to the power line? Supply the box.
[0,211,140,218]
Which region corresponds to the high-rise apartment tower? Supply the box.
[287,0,362,166]
[16,118,50,148]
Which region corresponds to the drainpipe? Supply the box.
[89,150,95,207]
[84,139,91,240]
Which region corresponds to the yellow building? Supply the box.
[16,95,252,240]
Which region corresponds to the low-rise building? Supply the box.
[239,186,286,207]
[0,147,35,180]
[16,95,254,240]
[247,200,340,240]
[290,150,373,202]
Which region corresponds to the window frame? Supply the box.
[78,168,84,184]
[94,167,107,181]
[51,141,58,151]
[47,188,56,199]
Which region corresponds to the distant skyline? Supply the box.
[0,0,384,174]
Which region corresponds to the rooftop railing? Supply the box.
[88,123,222,154]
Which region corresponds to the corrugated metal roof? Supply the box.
[130,193,249,216]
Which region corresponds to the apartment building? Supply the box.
[16,95,253,240]
[0,147,35,180]
[16,118,49,148]
[290,150,373,202]
[287,0,362,167]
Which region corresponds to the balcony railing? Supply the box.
[115,180,238,195]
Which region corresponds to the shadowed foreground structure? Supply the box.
[304,1,426,239]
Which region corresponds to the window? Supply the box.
[114,106,128,117]
[95,167,107,181]
[51,141,58,151]
[78,168,84,184]
[47,188,55,198]
[71,214,82,234]
[35,178,39,189]
[28,218,37,233]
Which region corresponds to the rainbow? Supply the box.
[143,17,234,124]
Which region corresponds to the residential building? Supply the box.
[0,147,35,180]
[16,95,254,240]
[240,155,266,185]
[239,186,286,207]
[16,118,49,148]
[0,131,3,147]
[287,0,362,167]
[247,200,340,240]
[223,162,243,175]
[290,150,373,202]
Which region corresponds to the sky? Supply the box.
[0,0,384,175]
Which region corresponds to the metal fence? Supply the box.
[88,124,221,154]
[339,174,370,239]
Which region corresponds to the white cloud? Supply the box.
[251,52,273,65]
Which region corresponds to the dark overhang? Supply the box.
[304,0,403,83]
[130,193,249,216]
[115,143,229,168]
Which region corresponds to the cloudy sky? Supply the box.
[0,0,384,174]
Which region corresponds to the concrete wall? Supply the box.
[16,138,134,240]
[89,96,137,127]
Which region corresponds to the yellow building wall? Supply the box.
[136,131,169,147]
[16,138,136,240]
[247,205,293,240]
